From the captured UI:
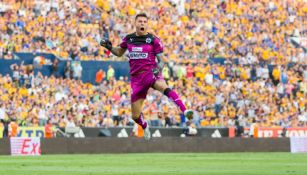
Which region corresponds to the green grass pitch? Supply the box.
[0,153,306,175]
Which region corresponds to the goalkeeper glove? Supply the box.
[152,67,160,77]
[100,39,112,51]
[152,62,164,77]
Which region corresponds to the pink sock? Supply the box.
[133,113,147,129]
[165,90,186,113]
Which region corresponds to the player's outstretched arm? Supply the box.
[109,46,126,57]
[100,39,126,57]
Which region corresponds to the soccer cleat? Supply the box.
[184,109,194,120]
[144,126,151,140]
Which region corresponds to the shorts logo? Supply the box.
[146,38,152,43]
[128,52,148,59]
[132,47,143,52]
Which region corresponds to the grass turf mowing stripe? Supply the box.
[0,153,306,175]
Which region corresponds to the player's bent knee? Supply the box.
[153,79,168,91]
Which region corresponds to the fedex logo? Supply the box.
[10,137,41,156]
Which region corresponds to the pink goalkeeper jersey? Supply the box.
[119,33,163,75]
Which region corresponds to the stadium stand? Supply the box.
[0,0,306,133]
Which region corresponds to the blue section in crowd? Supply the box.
[0,53,130,84]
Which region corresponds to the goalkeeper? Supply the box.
[100,13,194,140]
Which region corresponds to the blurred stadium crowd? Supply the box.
[0,61,306,129]
[0,0,306,129]
[1,0,306,62]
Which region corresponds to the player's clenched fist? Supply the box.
[152,61,163,77]
[152,67,160,77]
[100,39,112,50]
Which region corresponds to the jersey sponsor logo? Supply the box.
[132,47,143,52]
[128,52,148,59]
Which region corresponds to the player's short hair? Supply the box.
[135,13,148,20]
